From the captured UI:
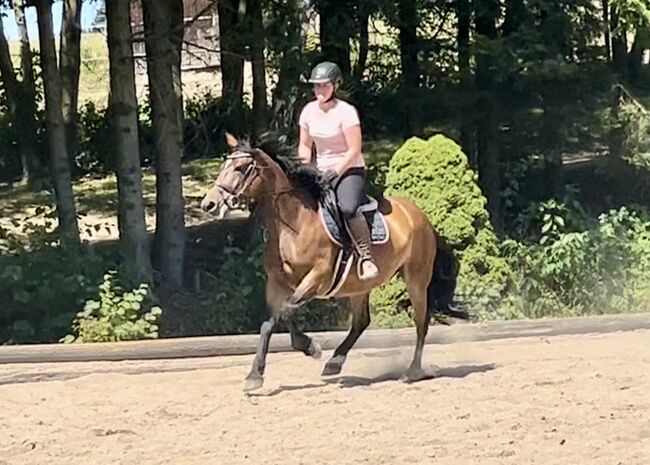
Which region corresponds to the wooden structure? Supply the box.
[129,0,220,75]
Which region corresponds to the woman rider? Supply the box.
[297,61,379,280]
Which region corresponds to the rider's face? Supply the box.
[313,82,334,102]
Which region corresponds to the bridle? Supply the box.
[216,152,260,208]
[213,149,302,233]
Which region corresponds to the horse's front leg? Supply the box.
[287,267,328,308]
[243,269,325,392]
[244,277,291,392]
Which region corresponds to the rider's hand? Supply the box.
[321,170,339,186]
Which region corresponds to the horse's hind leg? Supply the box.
[402,262,435,382]
[322,293,370,376]
[287,319,322,359]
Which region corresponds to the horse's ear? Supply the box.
[225,132,239,151]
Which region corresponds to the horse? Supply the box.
[200,132,468,392]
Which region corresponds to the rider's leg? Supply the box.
[337,168,379,280]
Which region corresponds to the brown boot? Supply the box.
[346,213,379,280]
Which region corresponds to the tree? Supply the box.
[142,0,186,287]
[247,0,268,134]
[266,0,311,132]
[0,7,41,184]
[60,0,83,174]
[106,0,153,284]
[36,0,80,243]
[397,0,420,135]
[456,0,473,159]
[474,0,502,231]
[217,0,245,112]
[316,0,353,74]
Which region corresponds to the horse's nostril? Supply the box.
[203,201,215,212]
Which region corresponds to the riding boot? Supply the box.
[346,213,380,280]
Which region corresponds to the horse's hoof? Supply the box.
[321,362,342,376]
[400,368,426,383]
[308,341,322,359]
[243,376,264,392]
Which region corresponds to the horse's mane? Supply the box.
[238,131,329,201]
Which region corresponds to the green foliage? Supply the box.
[206,239,266,334]
[64,271,162,343]
[610,0,650,31]
[184,92,254,159]
[76,102,113,173]
[502,206,650,318]
[0,211,115,344]
[616,96,650,170]
[371,135,511,322]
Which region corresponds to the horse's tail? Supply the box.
[427,235,471,321]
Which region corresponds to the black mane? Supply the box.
[238,131,329,201]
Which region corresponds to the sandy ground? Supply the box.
[1,329,649,465]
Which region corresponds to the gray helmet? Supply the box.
[308,61,342,85]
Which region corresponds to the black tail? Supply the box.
[427,239,471,321]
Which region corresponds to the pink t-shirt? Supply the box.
[298,99,365,172]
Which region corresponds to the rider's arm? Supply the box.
[298,126,314,165]
[335,124,362,175]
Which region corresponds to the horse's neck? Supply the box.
[259,189,316,236]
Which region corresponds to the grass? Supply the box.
[9,32,110,106]
[0,158,224,245]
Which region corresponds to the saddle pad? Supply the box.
[319,198,389,248]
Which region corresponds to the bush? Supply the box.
[370,134,511,323]
[502,206,650,318]
[63,271,162,343]
[184,92,254,160]
[0,212,115,344]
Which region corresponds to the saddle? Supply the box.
[318,189,389,248]
[315,187,389,299]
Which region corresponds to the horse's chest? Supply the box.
[277,232,315,278]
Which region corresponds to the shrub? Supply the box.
[63,271,162,343]
[501,206,650,318]
[370,134,511,323]
[0,212,115,344]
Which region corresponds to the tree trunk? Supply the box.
[247,0,268,135]
[142,0,186,287]
[36,0,80,243]
[270,0,308,132]
[107,0,153,285]
[611,7,628,78]
[397,0,420,136]
[60,0,83,175]
[317,0,352,75]
[217,0,245,111]
[603,0,611,61]
[0,15,41,184]
[474,0,502,231]
[456,0,473,161]
[353,5,369,80]
[628,28,648,83]
[14,0,41,181]
[502,0,525,36]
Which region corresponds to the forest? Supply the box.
[2,0,650,344]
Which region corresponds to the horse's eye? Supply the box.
[235,164,248,173]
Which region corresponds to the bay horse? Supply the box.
[201,133,468,391]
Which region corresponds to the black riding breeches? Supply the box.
[335,167,366,220]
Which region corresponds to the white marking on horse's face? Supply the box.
[215,202,230,220]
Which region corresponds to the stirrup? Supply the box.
[359,258,379,280]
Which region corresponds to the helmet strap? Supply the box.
[324,81,338,103]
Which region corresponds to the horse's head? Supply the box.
[200,133,273,219]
